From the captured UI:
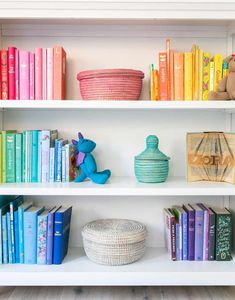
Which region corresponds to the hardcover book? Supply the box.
[1,50,8,100]
[198,203,209,260]
[15,49,19,100]
[31,130,39,182]
[183,204,195,260]
[6,132,16,183]
[202,204,215,261]
[29,52,35,100]
[15,133,23,183]
[2,214,8,263]
[213,54,223,92]
[164,208,176,261]
[8,47,16,100]
[173,206,187,260]
[54,138,68,182]
[37,208,51,264]
[172,206,183,260]
[198,49,203,100]
[159,52,168,100]
[47,48,53,100]
[173,52,184,101]
[43,48,47,100]
[46,206,59,265]
[169,50,174,100]
[202,52,210,100]
[53,46,66,100]
[184,52,193,101]
[2,130,16,183]
[35,48,43,100]
[19,51,30,100]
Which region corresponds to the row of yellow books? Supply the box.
[150,39,228,101]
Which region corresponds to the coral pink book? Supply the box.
[174,52,184,101]
[47,48,53,100]
[53,46,66,100]
[159,52,168,100]
[15,49,19,100]
[169,50,174,100]
[35,48,43,100]
[19,51,30,100]
[29,52,35,100]
[42,48,47,100]
[8,47,16,100]
[1,50,8,100]
[166,39,170,99]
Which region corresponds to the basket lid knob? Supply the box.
[146,135,158,149]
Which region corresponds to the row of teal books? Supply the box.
[164,204,232,261]
[0,130,79,183]
[0,195,72,264]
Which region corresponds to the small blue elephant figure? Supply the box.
[72,132,111,184]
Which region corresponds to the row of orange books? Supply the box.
[150,39,228,101]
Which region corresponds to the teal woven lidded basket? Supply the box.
[134,135,170,183]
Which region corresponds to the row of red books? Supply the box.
[0,46,66,100]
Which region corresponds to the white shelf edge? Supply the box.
[1,100,235,111]
[1,177,235,196]
[0,247,235,286]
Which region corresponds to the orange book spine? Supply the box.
[1,50,8,100]
[174,52,184,101]
[159,52,168,101]
[169,50,174,100]
[53,46,66,100]
[166,38,170,99]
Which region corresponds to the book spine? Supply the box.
[53,212,63,264]
[15,133,22,183]
[169,50,174,100]
[37,131,42,182]
[8,47,16,100]
[159,52,168,100]
[198,49,203,100]
[0,51,1,99]
[203,209,209,260]
[37,214,48,264]
[208,212,215,261]
[6,133,16,183]
[41,131,50,183]
[194,47,199,100]
[15,49,19,100]
[0,134,2,183]
[65,145,70,182]
[53,47,66,100]
[69,145,76,181]
[182,211,188,260]
[170,216,176,261]
[188,210,195,260]
[29,52,35,100]
[194,210,204,261]
[7,212,12,263]
[2,132,7,183]
[24,212,37,264]
[150,64,155,101]
[174,52,184,100]
[19,51,30,100]
[46,212,54,264]
[42,48,47,100]
[209,62,214,92]
[202,52,210,100]
[62,146,66,182]
[55,140,62,182]
[35,48,43,100]
[222,62,229,78]
[9,204,15,263]
[18,207,24,263]
[22,131,26,182]
[176,223,180,261]
[184,52,193,101]
[213,54,223,92]
[14,210,19,263]
[1,50,8,100]
[47,48,53,100]
[2,214,8,263]
[215,213,232,261]
[0,211,2,264]
[166,38,170,100]
[27,131,31,182]
[49,147,55,182]
[31,131,38,183]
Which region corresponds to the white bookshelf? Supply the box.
[1,0,235,287]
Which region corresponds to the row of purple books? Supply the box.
[164,203,232,261]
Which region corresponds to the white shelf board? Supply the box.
[0,100,235,111]
[1,247,235,286]
[1,177,235,196]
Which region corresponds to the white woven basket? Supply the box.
[82,219,147,266]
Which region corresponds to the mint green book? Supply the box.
[31,130,38,183]
[2,131,16,183]
[6,133,16,183]
[23,131,31,183]
[15,133,23,183]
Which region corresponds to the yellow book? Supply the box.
[184,52,193,101]
[191,45,196,100]
[154,70,159,100]
[213,54,223,91]
[150,64,155,101]
[202,52,210,101]
[194,46,199,100]
[198,49,203,100]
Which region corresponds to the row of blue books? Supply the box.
[164,203,232,261]
[1,129,79,184]
[0,195,72,264]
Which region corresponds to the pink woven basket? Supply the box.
[77,69,145,100]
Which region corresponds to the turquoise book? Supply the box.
[7,212,13,263]
[0,195,14,264]
[2,214,8,264]
[18,200,33,264]
[24,206,44,264]
[9,196,24,264]
[23,131,31,183]
[22,131,26,182]
[37,131,42,182]
[6,132,16,183]
[31,130,39,183]
[14,210,19,263]
[15,133,23,183]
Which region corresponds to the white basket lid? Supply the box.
[82,219,147,245]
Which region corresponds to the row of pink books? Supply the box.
[0,46,66,100]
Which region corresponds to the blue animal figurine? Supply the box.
[72,132,111,184]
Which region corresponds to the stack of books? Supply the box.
[0,46,66,100]
[150,39,226,101]
[0,130,79,183]
[164,204,232,261]
[0,195,72,264]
